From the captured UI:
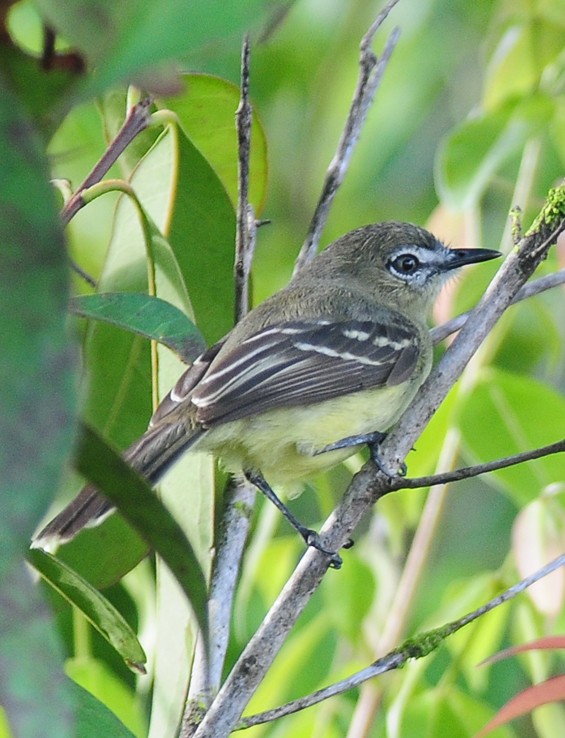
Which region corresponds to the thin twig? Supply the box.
[237,554,565,729]
[294,0,401,272]
[67,257,97,287]
[182,36,259,738]
[61,97,153,227]
[389,438,565,492]
[431,268,565,344]
[234,35,257,323]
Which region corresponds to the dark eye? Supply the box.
[390,254,420,275]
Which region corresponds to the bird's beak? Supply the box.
[445,247,501,270]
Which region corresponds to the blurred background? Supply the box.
[5,0,565,736]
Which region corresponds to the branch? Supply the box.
[390,438,565,492]
[294,0,401,272]
[431,267,565,344]
[234,35,258,324]
[192,186,565,738]
[61,97,153,227]
[237,553,565,729]
[181,481,256,736]
[182,37,259,737]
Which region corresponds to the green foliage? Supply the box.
[0,58,76,738]
[29,549,147,672]
[74,425,209,642]
[70,293,206,363]
[2,0,565,737]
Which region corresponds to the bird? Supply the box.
[34,221,499,566]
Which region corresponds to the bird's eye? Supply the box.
[390,253,420,275]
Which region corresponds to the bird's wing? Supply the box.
[190,318,421,426]
[149,338,227,426]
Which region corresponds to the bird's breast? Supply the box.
[201,382,417,489]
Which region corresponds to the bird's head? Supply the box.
[309,221,500,315]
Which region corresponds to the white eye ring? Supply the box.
[389,253,420,276]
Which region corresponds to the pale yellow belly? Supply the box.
[199,383,414,487]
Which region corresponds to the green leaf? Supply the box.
[74,424,209,643]
[28,549,147,671]
[0,41,79,136]
[70,293,206,363]
[0,70,76,737]
[80,179,194,448]
[71,681,137,738]
[459,368,565,504]
[56,514,150,590]
[163,73,269,212]
[435,96,554,209]
[484,20,565,111]
[131,122,236,344]
[35,0,274,97]
[66,658,146,738]
[79,121,234,457]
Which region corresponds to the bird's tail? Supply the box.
[32,420,203,548]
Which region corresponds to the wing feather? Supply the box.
[192,318,420,426]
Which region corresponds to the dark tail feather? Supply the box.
[33,421,203,548]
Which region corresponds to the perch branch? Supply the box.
[391,438,565,492]
[431,268,565,344]
[294,0,401,272]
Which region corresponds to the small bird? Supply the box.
[34,222,499,565]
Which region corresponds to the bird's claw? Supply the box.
[369,442,406,479]
[303,528,343,569]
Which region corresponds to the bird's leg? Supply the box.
[243,469,343,569]
[314,431,407,478]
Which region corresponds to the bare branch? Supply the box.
[390,438,565,492]
[294,0,401,272]
[431,268,565,344]
[183,37,259,737]
[237,553,565,729]
[181,482,256,737]
[234,35,258,323]
[61,97,153,227]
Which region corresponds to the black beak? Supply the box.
[446,247,501,270]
